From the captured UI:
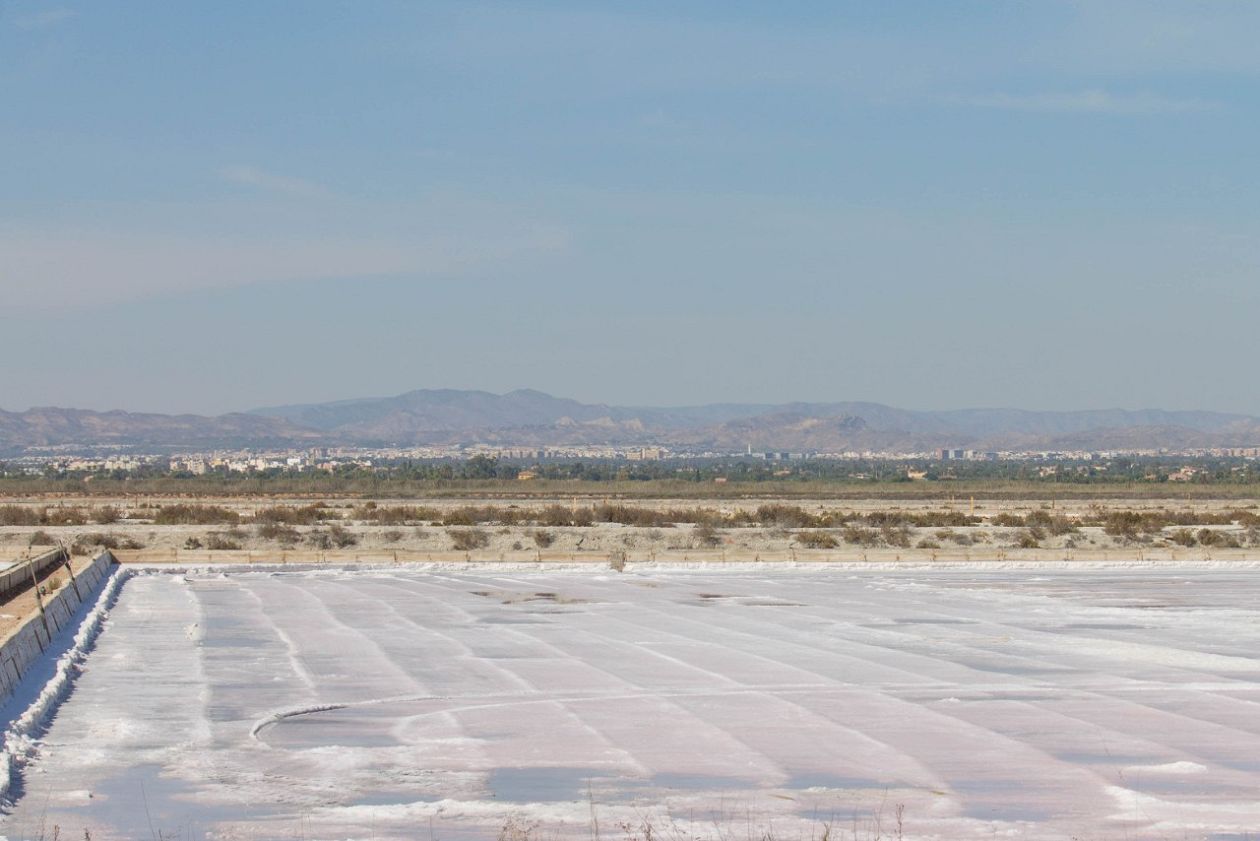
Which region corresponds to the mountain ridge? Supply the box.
[3,390,1260,454]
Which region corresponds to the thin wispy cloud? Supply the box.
[10,7,75,30]
[219,165,329,198]
[0,215,571,312]
[953,89,1216,115]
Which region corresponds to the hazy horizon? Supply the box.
[4,384,1260,421]
[4,2,1258,415]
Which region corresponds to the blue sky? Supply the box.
[2,1,1258,414]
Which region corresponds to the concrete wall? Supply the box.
[0,551,116,704]
[0,547,70,602]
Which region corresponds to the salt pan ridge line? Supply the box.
[249,682,874,744]
[0,564,131,804]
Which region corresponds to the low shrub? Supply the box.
[0,505,40,526]
[70,533,144,554]
[254,504,332,525]
[1197,528,1241,548]
[693,523,722,547]
[93,505,122,525]
[757,504,821,529]
[28,530,56,546]
[881,524,912,548]
[328,525,358,548]
[155,504,239,525]
[449,528,490,551]
[1016,530,1041,549]
[354,505,440,524]
[1169,529,1197,547]
[257,522,301,543]
[842,525,879,546]
[795,530,838,549]
[205,533,242,551]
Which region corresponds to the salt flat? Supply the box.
[5,566,1260,840]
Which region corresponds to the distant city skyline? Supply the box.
[3,2,1258,415]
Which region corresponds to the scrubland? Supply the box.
[2,496,1259,562]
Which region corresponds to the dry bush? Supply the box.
[93,505,122,525]
[756,504,822,528]
[328,525,358,547]
[1025,509,1078,535]
[593,503,664,527]
[257,522,301,543]
[1231,509,1260,528]
[301,525,357,549]
[442,508,477,526]
[71,533,144,554]
[449,528,490,551]
[0,505,40,526]
[536,505,571,526]
[48,507,89,526]
[354,504,440,524]
[905,510,983,528]
[842,525,879,546]
[935,529,974,546]
[1197,528,1241,548]
[1169,528,1197,547]
[1015,529,1041,549]
[693,523,722,547]
[382,529,404,543]
[205,533,242,551]
[795,530,838,549]
[677,507,728,527]
[28,530,56,546]
[531,530,555,548]
[254,504,332,525]
[155,504,240,525]
[880,524,912,548]
[3,505,118,526]
[438,506,524,526]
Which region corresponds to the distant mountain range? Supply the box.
[4,388,1260,455]
[0,407,319,453]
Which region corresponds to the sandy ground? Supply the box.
[8,566,1260,840]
